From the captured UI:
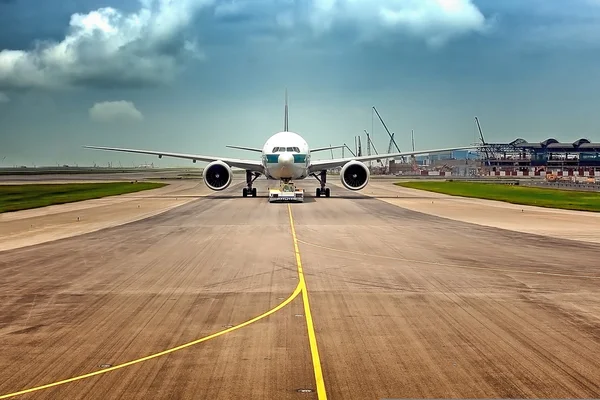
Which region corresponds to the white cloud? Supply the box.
[89,101,144,123]
[0,92,9,103]
[0,0,214,90]
[0,0,490,92]
[306,0,490,46]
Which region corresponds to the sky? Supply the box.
[1,0,600,167]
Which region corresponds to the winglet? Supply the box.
[284,88,289,132]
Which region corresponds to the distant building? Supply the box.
[479,137,600,168]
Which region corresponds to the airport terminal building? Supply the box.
[388,137,600,177]
[479,137,600,177]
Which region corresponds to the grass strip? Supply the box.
[395,181,600,212]
[0,182,167,213]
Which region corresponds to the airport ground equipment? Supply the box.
[268,181,305,203]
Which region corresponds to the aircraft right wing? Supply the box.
[84,146,264,173]
[309,145,479,172]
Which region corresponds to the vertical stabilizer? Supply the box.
[284,89,289,132]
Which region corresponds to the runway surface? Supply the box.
[0,176,599,399]
[0,180,210,252]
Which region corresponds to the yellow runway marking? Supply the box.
[296,238,600,279]
[1,204,328,399]
[0,283,303,399]
[287,204,328,400]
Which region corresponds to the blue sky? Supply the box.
[1,0,600,167]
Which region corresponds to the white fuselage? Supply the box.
[261,131,311,180]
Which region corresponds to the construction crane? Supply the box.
[365,131,372,170]
[342,143,355,157]
[387,133,395,154]
[359,136,362,157]
[365,130,384,173]
[380,133,395,174]
[475,116,494,164]
[372,106,402,153]
[365,130,380,156]
[409,129,418,172]
[355,136,362,157]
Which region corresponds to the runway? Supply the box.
[0,177,599,399]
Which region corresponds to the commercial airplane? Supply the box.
[85,93,476,198]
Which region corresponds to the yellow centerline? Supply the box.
[0,283,302,399]
[287,204,328,400]
[1,204,326,399]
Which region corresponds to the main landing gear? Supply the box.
[311,170,330,197]
[243,170,260,197]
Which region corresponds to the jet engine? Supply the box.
[203,160,233,191]
[340,160,370,191]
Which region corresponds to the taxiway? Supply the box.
[0,176,598,399]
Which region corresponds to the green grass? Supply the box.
[395,181,600,212]
[0,182,167,213]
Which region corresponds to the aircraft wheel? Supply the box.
[325,188,330,197]
[316,188,321,197]
[252,188,257,197]
[242,188,248,197]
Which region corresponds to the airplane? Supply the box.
[84,92,477,198]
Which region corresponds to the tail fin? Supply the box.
[284,88,289,132]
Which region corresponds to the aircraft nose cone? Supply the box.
[278,153,294,165]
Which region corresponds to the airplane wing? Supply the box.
[84,146,264,173]
[226,145,263,152]
[311,145,346,153]
[309,145,479,173]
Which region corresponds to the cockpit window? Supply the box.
[272,146,300,153]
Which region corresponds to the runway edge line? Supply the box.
[287,204,328,400]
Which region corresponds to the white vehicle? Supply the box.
[85,92,476,199]
[268,182,305,203]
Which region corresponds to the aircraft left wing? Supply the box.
[226,145,262,152]
[84,146,264,173]
[308,145,479,173]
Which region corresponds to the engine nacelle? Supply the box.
[203,160,233,191]
[340,160,370,191]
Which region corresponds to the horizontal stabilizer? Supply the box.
[311,145,345,153]
[226,145,263,152]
